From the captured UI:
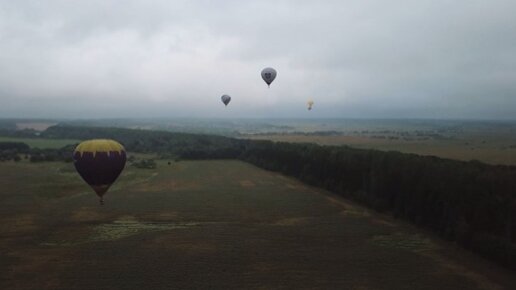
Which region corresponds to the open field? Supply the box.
[237,119,516,166]
[0,159,514,289]
[0,137,79,149]
[244,134,516,166]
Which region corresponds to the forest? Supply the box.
[237,140,516,270]
[3,124,515,269]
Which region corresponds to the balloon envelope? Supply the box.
[221,94,231,106]
[307,100,314,110]
[261,67,277,87]
[73,139,126,204]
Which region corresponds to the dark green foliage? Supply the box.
[0,142,30,161]
[0,142,30,151]
[43,144,74,162]
[43,125,241,158]
[0,142,74,163]
[0,128,40,138]
[28,146,74,163]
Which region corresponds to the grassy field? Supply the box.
[235,119,516,165]
[0,137,79,149]
[245,134,516,166]
[0,159,514,289]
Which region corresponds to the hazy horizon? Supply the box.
[4,116,516,122]
[1,0,516,119]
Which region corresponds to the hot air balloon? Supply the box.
[221,94,231,106]
[261,67,277,87]
[307,99,314,111]
[73,139,126,204]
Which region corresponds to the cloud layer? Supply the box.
[1,0,515,119]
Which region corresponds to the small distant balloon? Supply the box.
[73,139,126,205]
[307,99,314,111]
[221,94,231,106]
[261,67,277,87]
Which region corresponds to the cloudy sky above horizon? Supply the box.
[1,0,515,119]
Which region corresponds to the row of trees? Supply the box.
[0,142,73,163]
[31,125,516,269]
[43,125,241,157]
[236,140,516,268]
[0,142,29,161]
[28,146,74,162]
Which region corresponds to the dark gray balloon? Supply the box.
[261,67,277,87]
[221,94,231,106]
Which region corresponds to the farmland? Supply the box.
[1,159,514,289]
[238,119,516,165]
[244,134,516,165]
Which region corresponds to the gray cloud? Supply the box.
[1,0,515,119]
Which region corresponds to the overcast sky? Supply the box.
[1,0,515,119]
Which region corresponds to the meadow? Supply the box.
[1,159,514,289]
[238,119,516,165]
[244,134,516,165]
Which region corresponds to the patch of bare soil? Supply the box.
[0,214,38,234]
[285,183,302,189]
[324,196,371,218]
[370,217,398,227]
[422,251,504,290]
[371,232,504,290]
[153,211,180,220]
[273,217,313,226]
[239,180,256,187]
[135,180,201,192]
[70,207,109,222]
[148,236,217,255]
[6,248,72,290]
